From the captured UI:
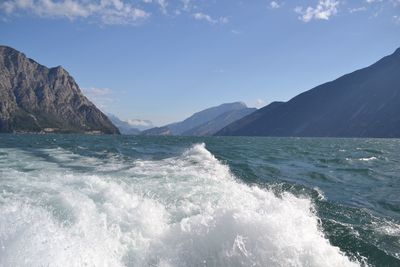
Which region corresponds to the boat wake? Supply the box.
[0,143,359,266]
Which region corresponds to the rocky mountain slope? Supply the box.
[0,46,119,134]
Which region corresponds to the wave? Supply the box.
[0,143,360,266]
[345,156,378,162]
[358,157,378,162]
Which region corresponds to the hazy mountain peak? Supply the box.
[142,101,256,136]
[219,101,247,108]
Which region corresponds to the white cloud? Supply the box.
[82,87,114,109]
[349,6,367,13]
[394,15,400,24]
[295,0,340,22]
[270,1,281,9]
[0,0,150,25]
[156,0,168,14]
[126,119,153,128]
[392,0,400,6]
[0,0,233,26]
[181,0,191,11]
[255,99,266,108]
[193,12,228,24]
[83,87,111,96]
[2,0,390,26]
[212,68,225,73]
[230,29,242,34]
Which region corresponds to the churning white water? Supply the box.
[0,143,359,267]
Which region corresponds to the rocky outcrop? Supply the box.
[0,46,119,134]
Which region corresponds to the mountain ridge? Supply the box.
[216,47,400,138]
[182,107,256,136]
[142,102,256,136]
[0,45,119,134]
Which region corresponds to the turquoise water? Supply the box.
[0,135,399,266]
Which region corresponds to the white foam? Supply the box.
[374,220,400,237]
[345,156,377,162]
[314,187,326,201]
[359,157,377,162]
[0,143,360,266]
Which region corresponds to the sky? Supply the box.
[0,0,400,126]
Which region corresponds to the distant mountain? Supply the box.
[182,107,256,136]
[167,102,252,135]
[141,126,172,136]
[216,48,400,138]
[0,46,119,134]
[107,114,141,135]
[142,102,256,136]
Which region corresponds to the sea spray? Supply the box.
[0,143,359,266]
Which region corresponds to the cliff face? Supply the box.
[0,46,119,134]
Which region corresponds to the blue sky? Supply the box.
[1,0,400,125]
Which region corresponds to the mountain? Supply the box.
[142,102,256,136]
[107,114,141,135]
[216,48,400,138]
[141,126,172,136]
[0,46,119,134]
[167,102,252,135]
[182,107,256,136]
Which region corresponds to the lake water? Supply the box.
[0,135,399,266]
